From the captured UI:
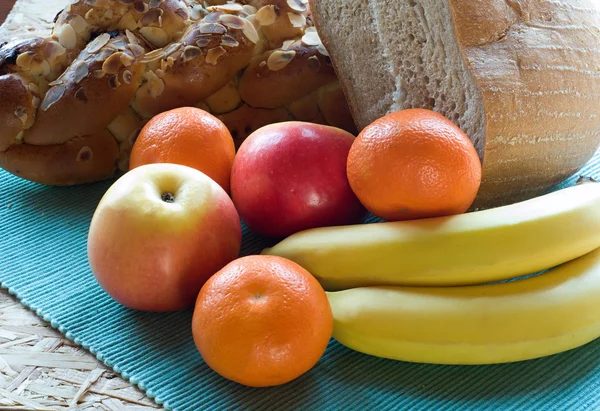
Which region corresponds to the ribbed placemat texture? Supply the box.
[1,152,599,411]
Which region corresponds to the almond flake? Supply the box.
[102,52,125,74]
[15,52,34,70]
[221,34,239,48]
[139,27,169,47]
[202,11,223,23]
[168,45,184,62]
[39,60,51,77]
[147,71,164,97]
[255,5,278,26]
[267,50,296,71]
[196,36,212,48]
[125,29,141,45]
[140,48,165,63]
[128,43,146,57]
[219,14,246,30]
[87,33,111,53]
[58,23,77,49]
[281,39,295,51]
[242,5,258,15]
[139,8,164,27]
[120,52,136,66]
[287,0,307,12]
[95,47,115,62]
[182,45,202,62]
[317,43,329,56]
[199,22,227,34]
[113,38,129,50]
[40,84,66,111]
[161,42,179,57]
[84,9,96,22]
[14,106,27,125]
[208,3,244,12]
[69,15,89,34]
[73,60,90,83]
[242,19,259,43]
[118,12,139,31]
[123,70,133,84]
[28,83,40,95]
[205,46,226,65]
[302,31,321,46]
[157,58,166,73]
[190,5,204,20]
[287,12,306,28]
[44,41,66,60]
[76,146,93,162]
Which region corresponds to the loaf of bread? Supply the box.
[309,0,600,208]
[0,0,356,186]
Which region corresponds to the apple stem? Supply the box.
[161,192,175,203]
[576,176,597,185]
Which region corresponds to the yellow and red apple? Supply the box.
[87,163,242,312]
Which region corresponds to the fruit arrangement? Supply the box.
[86,105,600,388]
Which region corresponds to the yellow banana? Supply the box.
[262,182,600,289]
[327,247,600,365]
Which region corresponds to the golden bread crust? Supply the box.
[0,0,355,186]
[238,41,336,108]
[448,0,600,207]
[0,130,119,186]
[0,74,34,151]
[24,33,145,145]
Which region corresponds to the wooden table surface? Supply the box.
[0,0,15,24]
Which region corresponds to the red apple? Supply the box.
[87,163,242,312]
[230,121,366,238]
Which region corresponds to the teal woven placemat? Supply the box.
[1,151,599,411]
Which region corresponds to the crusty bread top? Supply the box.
[310,0,600,207]
[310,1,397,133]
[451,0,600,206]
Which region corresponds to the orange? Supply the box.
[191,255,333,387]
[130,107,235,192]
[347,108,482,221]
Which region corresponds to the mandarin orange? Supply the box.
[347,108,482,221]
[130,107,235,192]
[192,255,333,387]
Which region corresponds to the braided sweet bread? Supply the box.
[0,0,356,186]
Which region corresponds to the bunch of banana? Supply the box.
[263,181,600,364]
[263,182,600,289]
[328,247,600,364]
